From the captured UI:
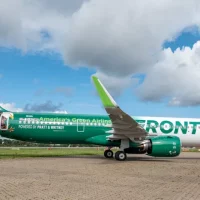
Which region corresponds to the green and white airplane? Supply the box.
[1,76,200,161]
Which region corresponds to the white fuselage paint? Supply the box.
[135,116,200,147]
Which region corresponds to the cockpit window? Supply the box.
[1,116,8,129]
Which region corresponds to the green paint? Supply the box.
[148,135,181,157]
[0,106,9,112]
[92,76,116,107]
[189,122,200,134]
[1,113,113,144]
[160,121,173,134]
[146,120,159,133]
[0,75,186,160]
[0,111,199,148]
[135,120,146,128]
[40,117,67,122]
[174,121,188,134]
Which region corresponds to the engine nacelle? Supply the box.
[125,135,181,157]
[147,135,181,157]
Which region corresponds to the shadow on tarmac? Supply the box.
[38,155,172,163]
[5,153,200,163]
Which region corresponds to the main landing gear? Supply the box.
[115,151,127,161]
[104,149,114,158]
[104,149,127,161]
[104,140,129,161]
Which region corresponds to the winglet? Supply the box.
[92,75,118,108]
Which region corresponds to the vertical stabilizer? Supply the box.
[0,106,9,112]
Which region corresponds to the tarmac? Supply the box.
[0,152,200,200]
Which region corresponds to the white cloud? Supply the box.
[168,98,181,106]
[63,0,200,76]
[0,102,68,113]
[0,1,25,49]
[24,101,63,112]
[1,1,200,105]
[92,72,137,97]
[0,102,68,116]
[54,110,68,114]
[0,0,87,51]
[138,41,200,106]
[0,103,23,112]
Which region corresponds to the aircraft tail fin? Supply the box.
[0,106,9,112]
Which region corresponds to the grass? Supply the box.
[182,148,200,152]
[0,147,106,159]
[0,147,199,159]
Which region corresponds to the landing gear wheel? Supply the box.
[104,150,113,158]
[115,151,127,161]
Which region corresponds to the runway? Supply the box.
[0,152,200,200]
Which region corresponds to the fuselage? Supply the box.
[1,112,200,147]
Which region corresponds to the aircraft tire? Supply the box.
[104,150,114,158]
[115,151,127,161]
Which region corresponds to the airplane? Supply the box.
[0,76,200,161]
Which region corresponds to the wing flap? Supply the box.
[106,134,128,140]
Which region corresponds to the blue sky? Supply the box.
[1,29,200,118]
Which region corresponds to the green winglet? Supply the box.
[92,76,117,108]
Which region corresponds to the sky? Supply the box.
[1,0,200,117]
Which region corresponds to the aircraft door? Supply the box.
[77,119,85,132]
[0,113,9,130]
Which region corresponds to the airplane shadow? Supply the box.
[170,156,200,160]
[4,154,200,163]
[49,154,200,162]
[41,155,173,163]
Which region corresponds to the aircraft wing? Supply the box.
[92,76,148,141]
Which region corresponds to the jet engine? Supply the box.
[125,135,181,157]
